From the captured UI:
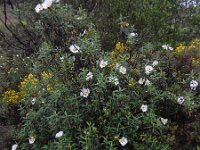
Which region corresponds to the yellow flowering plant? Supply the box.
[19,73,40,97]
[3,90,22,103]
[41,72,53,80]
[174,39,200,73]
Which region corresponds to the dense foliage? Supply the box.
[0,0,200,149]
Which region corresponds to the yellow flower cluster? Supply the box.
[19,73,39,95]
[47,84,54,92]
[189,39,200,48]
[115,42,125,52]
[110,42,125,60]
[192,58,200,65]
[41,72,53,80]
[2,72,55,104]
[3,90,22,103]
[175,39,200,53]
[175,44,186,53]
[41,72,54,92]
[3,74,39,103]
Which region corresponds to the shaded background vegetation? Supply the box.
[1,0,200,52]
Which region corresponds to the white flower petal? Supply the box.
[80,88,90,98]
[99,60,108,68]
[42,0,53,9]
[35,4,43,13]
[55,131,64,138]
[119,137,128,146]
[11,144,18,150]
[119,66,127,74]
[29,136,35,144]
[69,44,80,53]
[138,78,145,85]
[145,65,153,75]
[145,79,151,86]
[31,98,36,105]
[160,117,168,125]
[152,60,158,67]
[86,72,93,81]
[129,32,137,38]
[162,44,173,51]
[177,96,185,105]
[60,56,64,62]
[190,80,198,90]
[140,104,148,112]
[169,46,174,51]
[108,76,119,86]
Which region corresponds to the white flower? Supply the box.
[162,45,167,50]
[42,0,53,9]
[11,144,18,150]
[140,104,148,112]
[119,137,128,147]
[60,56,64,62]
[35,0,59,13]
[35,4,43,13]
[86,72,93,81]
[138,78,151,86]
[55,131,64,138]
[168,46,174,51]
[152,60,158,67]
[108,76,119,86]
[190,80,198,90]
[119,66,127,74]
[31,98,36,105]
[160,117,168,125]
[129,32,137,38]
[80,88,90,98]
[145,79,151,86]
[69,44,80,53]
[145,65,153,75]
[138,78,146,85]
[177,96,185,105]
[99,60,108,68]
[29,136,35,144]
[162,44,174,51]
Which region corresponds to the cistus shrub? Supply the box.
[0,1,200,150]
[1,2,197,150]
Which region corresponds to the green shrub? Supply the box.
[2,2,197,149]
[0,1,200,150]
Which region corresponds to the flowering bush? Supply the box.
[2,90,22,104]
[174,39,200,73]
[0,1,200,150]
